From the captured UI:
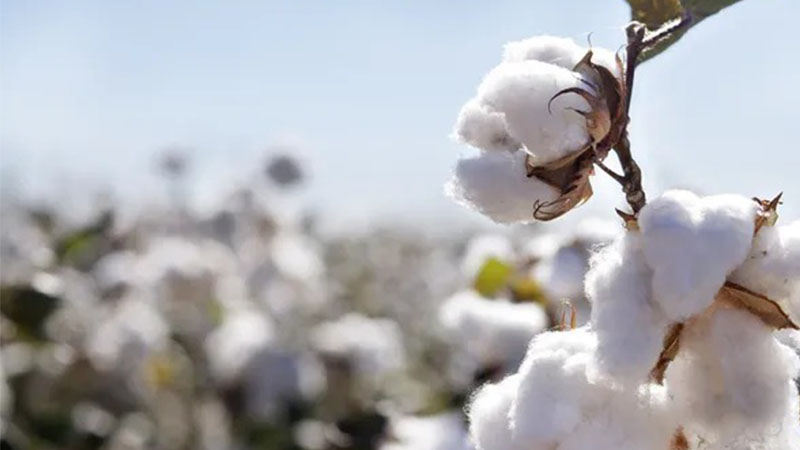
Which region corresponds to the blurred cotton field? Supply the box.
[0,150,617,450]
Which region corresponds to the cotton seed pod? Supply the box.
[451,36,628,222]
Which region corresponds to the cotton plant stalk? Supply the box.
[446,12,800,450]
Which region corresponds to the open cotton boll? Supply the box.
[585,233,670,383]
[468,374,523,450]
[666,308,800,446]
[502,35,622,79]
[439,291,548,372]
[382,411,473,450]
[86,293,169,372]
[475,61,592,164]
[204,308,276,384]
[730,221,800,314]
[453,99,520,152]
[639,190,759,321]
[460,234,514,281]
[445,150,559,224]
[533,244,587,301]
[510,328,677,450]
[510,327,597,444]
[310,313,406,377]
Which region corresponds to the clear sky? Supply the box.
[1,0,799,228]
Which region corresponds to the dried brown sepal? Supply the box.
[716,281,798,330]
[753,192,782,234]
[531,153,595,221]
[650,322,684,384]
[670,427,690,450]
[529,49,635,221]
[615,208,639,231]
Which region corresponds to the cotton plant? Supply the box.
[447,4,800,449]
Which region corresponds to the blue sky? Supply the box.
[1,0,798,227]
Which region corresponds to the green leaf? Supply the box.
[473,257,514,298]
[625,0,746,60]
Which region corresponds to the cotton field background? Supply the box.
[1,1,800,450]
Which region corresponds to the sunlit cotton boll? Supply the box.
[508,327,677,450]
[204,308,276,385]
[445,150,559,224]
[585,233,670,384]
[85,292,169,372]
[439,291,548,374]
[665,307,800,448]
[502,35,621,78]
[730,221,800,316]
[452,99,520,153]
[310,313,406,378]
[381,411,473,450]
[468,374,522,450]
[638,190,758,321]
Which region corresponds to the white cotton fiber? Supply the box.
[475,61,592,164]
[452,99,520,152]
[382,411,473,450]
[730,221,800,315]
[445,150,559,224]
[509,327,677,450]
[639,190,758,321]
[309,313,406,377]
[502,35,621,79]
[439,290,548,371]
[585,233,670,383]
[467,374,522,450]
[510,327,598,443]
[666,307,800,447]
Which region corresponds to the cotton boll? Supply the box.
[382,411,473,450]
[468,374,525,450]
[533,244,587,301]
[511,328,677,449]
[502,35,587,68]
[453,99,520,152]
[555,384,677,450]
[502,35,622,79]
[310,313,406,378]
[440,291,549,374]
[730,221,800,316]
[666,308,800,445]
[586,233,670,384]
[639,190,758,321]
[476,61,592,164]
[460,234,514,281]
[270,231,324,283]
[510,327,598,444]
[445,150,559,224]
[86,293,169,372]
[204,309,276,384]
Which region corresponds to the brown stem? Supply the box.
[613,134,646,214]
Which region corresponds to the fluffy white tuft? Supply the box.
[474,61,592,163]
[666,307,800,447]
[585,233,670,383]
[468,374,522,450]
[440,290,548,372]
[638,190,758,321]
[445,150,559,224]
[452,99,520,152]
[730,221,800,317]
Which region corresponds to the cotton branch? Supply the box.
[604,13,693,216]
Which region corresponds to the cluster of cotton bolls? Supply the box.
[466,191,800,450]
[446,33,800,450]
